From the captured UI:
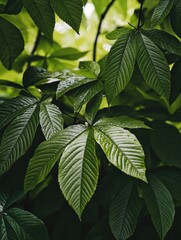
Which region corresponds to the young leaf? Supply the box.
[0,96,37,130]
[24,125,86,192]
[94,125,147,182]
[137,33,171,101]
[151,0,174,27]
[109,179,141,240]
[59,129,99,219]
[143,175,175,240]
[142,29,181,56]
[0,105,39,177]
[0,16,24,69]
[170,0,181,38]
[40,103,64,140]
[4,0,23,15]
[51,0,83,33]
[24,0,55,39]
[104,31,136,103]
[4,208,49,240]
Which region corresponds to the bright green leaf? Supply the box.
[59,129,99,218]
[143,175,175,240]
[50,47,88,60]
[0,105,39,177]
[94,125,147,182]
[137,33,171,101]
[104,31,136,103]
[92,0,111,16]
[79,61,100,76]
[151,0,174,27]
[0,17,24,69]
[24,125,86,192]
[40,103,64,140]
[24,0,55,39]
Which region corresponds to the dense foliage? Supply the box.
[0,0,181,239]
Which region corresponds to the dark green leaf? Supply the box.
[109,179,141,240]
[0,17,24,69]
[85,93,102,124]
[143,175,175,240]
[151,0,174,27]
[0,80,23,89]
[106,28,131,40]
[170,0,181,38]
[137,33,171,101]
[24,125,86,192]
[104,31,136,103]
[59,129,99,218]
[170,59,181,103]
[79,61,100,76]
[51,0,83,33]
[0,105,39,176]
[4,0,23,15]
[24,0,55,39]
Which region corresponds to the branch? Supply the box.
[93,0,115,61]
[137,1,144,29]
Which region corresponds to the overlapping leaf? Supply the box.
[94,125,147,182]
[109,179,141,240]
[0,105,39,176]
[137,33,171,101]
[51,0,83,33]
[40,103,64,140]
[170,0,181,38]
[151,0,174,27]
[85,93,102,124]
[4,0,23,14]
[143,175,175,240]
[24,0,55,39]
[104,31,136,103]
[24,125,86,192]
[0,17,24,69]
[59,129,99,218]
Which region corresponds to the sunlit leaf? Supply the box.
[50,48,88,60]
[79,61,100,76]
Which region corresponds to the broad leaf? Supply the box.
[3,208,49,240]
[0,17,24,69]
[94,125,147,182]
[151,0,174,27]
[106,28,131,40]
[0,105,39,176]
[4,0,23,14]
[170,0,181,38]
[0,96,37,130]
[143,175,175,240]
[51,0,83,33]
[79,61,100,76]
[50,47,88,60]
[24,0,55,39]
[142,29,181,56]
[137,33,171,101]
[94,116,149,129]
[40,103,64,140]
[104,31,136,103]
[56,74,96,99]
[74,81,103,113]
[85,93,102,124]
[170,59,181,103]
[109,179,141,240]
[59,129,99,218]
[24,125,86,192]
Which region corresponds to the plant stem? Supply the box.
[93,0,115,61]
[137,1,143,29]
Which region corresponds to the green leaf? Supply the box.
[4,0,23,15]
[4,208,49,240]
[51,0,83,33]
[170,0,181,38]
[143,175,175,240]
[79,61,100,76]
[104,31,136,103]
[50,47,88,60]
[137,33,171,101]
[151,0,174,27]
[0,17,24,69]
[40,103,64,140]
[170,59,181,103]
[0,96,37,130]
[94,125,147,182]
[0,105,39,177]
[74,81,103,113]
[56,74,96,99]
[24,125,86,192]
[109,179,141,240]
[85,93,102,124]
[94,116,149,129]
[59,128,99,218]
[142,29,181,56]
[24,0,55,39]
[92,0,110,16]
[106,28,131,40]
[0,80,23,89]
